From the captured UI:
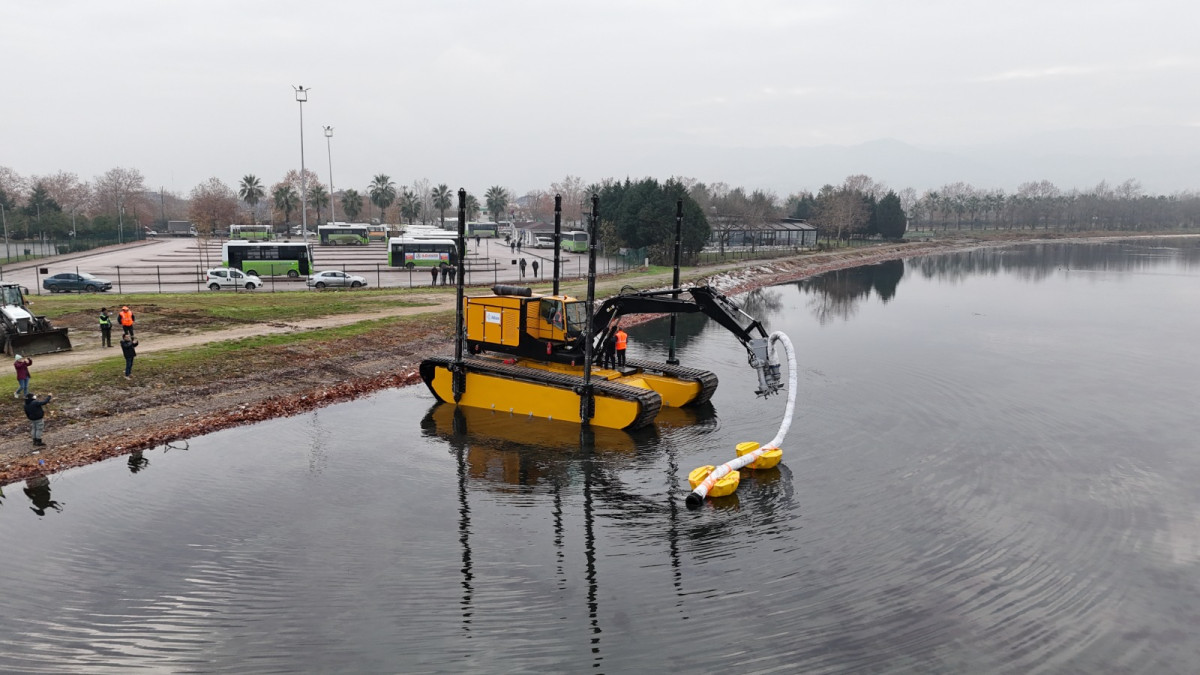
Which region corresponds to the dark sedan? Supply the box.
[42,272,113,293]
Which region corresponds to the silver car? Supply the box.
[307,270,368,289]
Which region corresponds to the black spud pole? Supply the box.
[452,188,467,401]
[668,198,683,365]
[553,193,562,296]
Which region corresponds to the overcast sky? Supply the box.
[4,0,1199,199]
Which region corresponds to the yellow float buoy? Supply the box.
[687,465,741,497]
[736,441,783,470]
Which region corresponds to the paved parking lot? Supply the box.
[0,236,625,295]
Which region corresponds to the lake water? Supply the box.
[2,238,1200,673]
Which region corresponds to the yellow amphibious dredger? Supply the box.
[420,191,784,430]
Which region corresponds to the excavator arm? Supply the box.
[585,286,784,396]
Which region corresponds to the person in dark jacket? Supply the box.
[24,392,52,446]
[120,334,139,379]
[519,258,527,279]
[99,308,113,347]
[430,265,439,286]
[532,260,539,279]
[601,330,617,369]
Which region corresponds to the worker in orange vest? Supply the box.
[615,325,628,368]
[118,305,135,337]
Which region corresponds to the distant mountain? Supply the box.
[628,127,1200,196]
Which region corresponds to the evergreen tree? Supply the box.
[875,191,907,239]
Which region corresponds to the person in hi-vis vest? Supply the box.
[615,326,628,368]
[118,306,135,337]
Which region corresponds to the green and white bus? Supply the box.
[223,241,314,278]
[388,237,458,269]
[318,224,369,245]
[560,230,588,253]
[466,222,498,238]
[229,224,273,240]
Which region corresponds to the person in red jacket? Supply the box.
[13,354,32,398]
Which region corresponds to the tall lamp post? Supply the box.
[324,125,336,225]
[1,203,8,261]
[294,85,310,239]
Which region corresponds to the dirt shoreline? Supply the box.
[0,233,1184,486]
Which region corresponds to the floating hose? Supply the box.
[686,331,797,507]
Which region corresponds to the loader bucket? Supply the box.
[5,328,72,357]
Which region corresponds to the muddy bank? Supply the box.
[0,234,1176,486]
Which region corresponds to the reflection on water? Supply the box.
[2,237,1200,672]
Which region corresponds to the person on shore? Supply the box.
[510,240,515,254]
[474,234,481,249]
[430,265,439,287]
[448,264,457,285]
[13,354,32,399]
[615,325,628,367]
[99,307,113,347]
[24,392,52,447]
[516,240,522,253]
[120,334,139,379]
[118,305,135,337]
[440,265,450,286]
[532,260,540,278]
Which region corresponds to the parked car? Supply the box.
[307,270,368,289]
[42,272,113,293]
[205,268,263,290]
[534,236,555,248]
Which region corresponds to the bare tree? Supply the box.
[38,171,91,235]
[93,167,148,221]
[189,177,238,267]
[411,178,433,226]
[551,175,585,224]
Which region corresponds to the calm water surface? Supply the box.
[2,238,1200,673]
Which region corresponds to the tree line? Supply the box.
[3,164,1198,251]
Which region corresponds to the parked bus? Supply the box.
[222,241,314,278]
[229,224,273,240]
[318,224,369,245]
[367,223,392,241]
[388,237,458,269]
[466,222,498,238]
[560,230,588,253]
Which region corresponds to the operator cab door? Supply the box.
[528,298,567,342]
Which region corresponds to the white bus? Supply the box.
[387,236,458,269]
[318,223,369,245]
[230,224,273,240]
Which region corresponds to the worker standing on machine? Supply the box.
[615,325,628,368]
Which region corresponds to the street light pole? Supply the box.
[1,204,8,261]
[119,203,124,244]
[294,85,310,239]
[324,125,336,225]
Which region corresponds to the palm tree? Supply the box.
[368,174,396,223]
[239,175,264,224]
[431,183,453,229]
[309,184,329,225]
[485,185,509,223]
[399,188,422,225]
[466,193,481,222]
[273,184,299,225]
[341,189,363,221]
